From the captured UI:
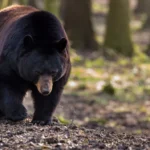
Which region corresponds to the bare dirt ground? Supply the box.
[0,118,149,150]
[0,93,149,150]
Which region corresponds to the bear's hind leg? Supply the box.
[0,83,27,121]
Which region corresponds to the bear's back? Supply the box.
[0,5,38,32]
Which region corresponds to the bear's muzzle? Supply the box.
[35,75,53,96]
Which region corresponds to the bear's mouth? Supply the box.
[35,75,53,96]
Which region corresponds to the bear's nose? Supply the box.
[40,83,51,96]
[41,88,50,96]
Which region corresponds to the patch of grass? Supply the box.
[70,49,83,65]
[142,116,150,122]
[88,118,107,125]
[57,116,70,125]
[67,47,150,105]
[133,45,150,64]
[117,58,132,67]
[85,58,105,68]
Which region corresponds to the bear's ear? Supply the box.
[23,35,34,49]
[56,38,67,53]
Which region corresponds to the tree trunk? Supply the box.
[60,0,66,19]
[104,0,134,57]
[60,0,97,50]
[12,0,26,5]
[1,0,13,8]
[134,0,150,29]
[134,0,147,14]
[44,0,58,16]
[20,0,25,5]
[1,0,12,8]
[28,0,36,7]
[0,0,2,8]
[142,1,150,29]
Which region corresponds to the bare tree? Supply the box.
[1,0,13,8]
[60,0,97,50]
[104,0,134,57]
[142,1,150,29]
[134,0,147,14]
[28,0,37,7]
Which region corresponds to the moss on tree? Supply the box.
[104,0,134,57]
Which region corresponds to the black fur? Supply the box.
[0,5,71,125]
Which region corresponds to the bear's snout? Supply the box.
[35,75,53,96]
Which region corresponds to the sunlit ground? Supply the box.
[60,2,150,134]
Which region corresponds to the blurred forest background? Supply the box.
[1,0,150,134]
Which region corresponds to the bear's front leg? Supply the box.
[31,83,62,125]
[0,83,27,121]
[0,111,4,119]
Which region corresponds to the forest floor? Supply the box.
[0,93,150,150]
[0,119,149,150]
[0,120,149,150]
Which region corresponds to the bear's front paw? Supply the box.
[32,119,52,125]
[6,105,27,121]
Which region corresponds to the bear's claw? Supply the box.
[31,119,52,125]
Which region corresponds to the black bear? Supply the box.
[0,5,71,125]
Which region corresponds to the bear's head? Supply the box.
[18,35,68,96]
[1,11,69,96]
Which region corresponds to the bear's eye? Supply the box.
[56,38,67,53]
